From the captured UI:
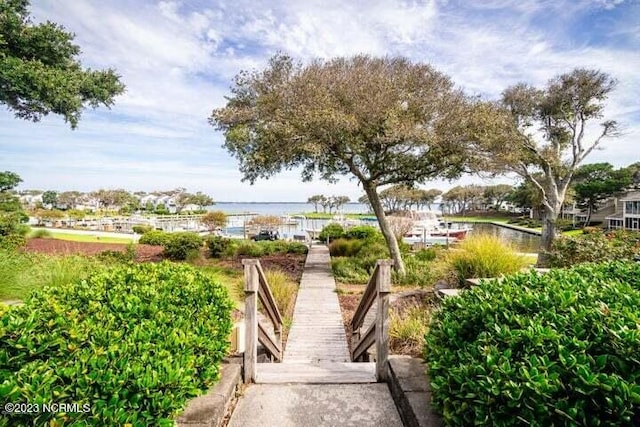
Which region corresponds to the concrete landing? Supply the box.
[228,384,403,427]
[257,362,376,384]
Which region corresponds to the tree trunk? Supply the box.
[363,183,406,275]
[585,205,592,227]
[537,205,560,267]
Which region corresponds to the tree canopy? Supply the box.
[211,54,473,274]
[468,68,620,265]
[0,0,125,127]
[572,163,631,225]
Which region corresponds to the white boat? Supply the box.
[402,211,471,245]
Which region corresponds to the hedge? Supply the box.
[425,262,640,426]
[0,262,233,426]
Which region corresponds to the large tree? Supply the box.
[572,163,631,226]
[0,0,125,127]
[211,55,472,274]
[469,69,619,265]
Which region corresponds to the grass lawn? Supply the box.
[30,230,135,244]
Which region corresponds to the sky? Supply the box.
[2,0,639,202]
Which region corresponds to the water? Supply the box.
[205,203,540,251]
[208,202,370,216]
[465,222,540,253]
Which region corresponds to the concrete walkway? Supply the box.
[229,244,402,426]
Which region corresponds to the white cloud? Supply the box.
[3,0,638,201]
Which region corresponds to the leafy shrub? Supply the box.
[235,241,265,257]
[414,247,437,262]
[356,240,390,271]
[344,225,380,240]
[31,228,52,238]
[132,224,153,234]
[138,230,171,246]
[319,223,344,242]
[162,232,204,260]
[446,234,528,284]
[546,230,640,267]
[0,262,233,426]
[331,257,370,283]
[329,238,363,257]
[392,256,448,287]
[206,235,234,258]
[425,262,640,426]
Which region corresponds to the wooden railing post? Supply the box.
[242,259,259,383]
[375,260,392,382]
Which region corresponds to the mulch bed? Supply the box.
[24,238,164,262]
[221,254,306,281]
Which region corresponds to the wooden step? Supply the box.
[256,362,377,384]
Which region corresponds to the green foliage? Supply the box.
[162,232,204,261]
[263,269,297,317]
[30,228,52,238]
[96,246,136,263]
[232,240,308,258]
[330,257,370,283]
[206,235,234,258]
[138,230,172,246]
[319,223,344,242]
[0,249,105,300]
[0,0,125,127]
[329,238,363,257]
[546,230,640,268]
[0,262,233,426]
[414,247,437,262]
[132,224,153,234]
[390,305,431,356]
[343,225,380,240]
[447,234,528,283]
[425,262,640,426]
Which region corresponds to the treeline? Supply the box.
[19,187,215,215]
[306,195,351,213]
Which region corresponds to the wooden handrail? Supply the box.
[242,259,284,383]
[349,259,392,382]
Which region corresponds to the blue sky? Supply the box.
[2,0,638,201]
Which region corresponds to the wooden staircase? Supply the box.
[241,245,391,385]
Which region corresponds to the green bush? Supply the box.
[132,224,153,234]
[425,262,640,426]
[329,238,363,257]
[344,225,380,240]
[206,235,234,258]
[162,232,204,261]
[31,228,52,238]
[0,262,233,426]
[331,257,370,283]
[318,223,344,242]
[138,230,171,246]
[414,247,437,262]
[235,241,265,257]
[446,234,528,284]
[546,230,640,267]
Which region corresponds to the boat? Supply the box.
[402,211,471,245]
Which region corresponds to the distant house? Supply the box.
[606,191,640,231]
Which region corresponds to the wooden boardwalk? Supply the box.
[255,244,376,384]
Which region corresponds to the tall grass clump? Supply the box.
[0,249,105,300]
[263,269,298,318]
[389,305,431,357]
[30,228,52,238]
[447,234,527,284]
